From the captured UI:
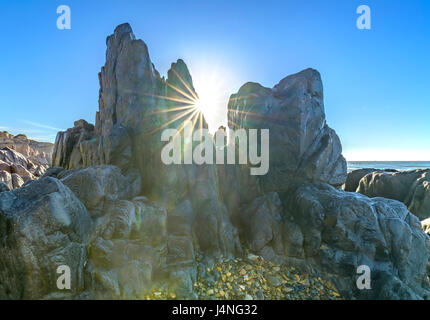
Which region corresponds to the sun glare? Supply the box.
[150,62,237,136]
[191,70,231,133]
[192,79,225,131]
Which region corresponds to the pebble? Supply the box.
[145,251,343,301]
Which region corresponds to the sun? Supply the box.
[150,63,235,136]
[192,84,219,125]
[191,71,230,133]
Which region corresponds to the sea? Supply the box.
[347,161,430,173]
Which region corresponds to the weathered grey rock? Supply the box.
[96,23,161,136]
[60,165,141,217]
[52,24,242,262]
[0,131,53,166]
[86,196,167,299]
[39,23,429,301]
[238,193,284,257]
[344,168,380,192]
[0,177,93,299]
[52,120,95,169]
[286,183,430,299]
[11,173,24,189]
[41,166,66,179]
[0,147,47,187]
[0,159,11,173]
[227,69,347,194]
[344,168,399,192]
[10,163,35,182]
[80,125,133,171]
[195,198,242,259]
[0,170,12,190]
[407,171,430,220]
[0,181,10,193]
[357,169,430,220]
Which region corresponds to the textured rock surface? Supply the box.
[53,23,242,262]
[227,69,347,193]
[0,177,92,299]
[0,131,53,166]
[357,169,430,220]
[0,181,10,193]
[4,23,428,300]
[52,120,95,169]
[344,168,399,192]
[59,165,141,217]
[287,183,430,299]
[0,147,49,189]
[344,168,381,192]
[85,196,168,299]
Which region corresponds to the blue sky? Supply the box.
[0,0,429,160]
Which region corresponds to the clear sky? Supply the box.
[0,0,429,160]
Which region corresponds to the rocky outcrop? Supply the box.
[0,177,93,299]
[51,120,95,169]
[0,133,53,189]
[344,168,399,192]
[356,169,430,220]
[0,182,10,193]
[0,131,53,166]
[86,195,169,299]
[287,183,430,299]
[59,165,141,217]
[53,24,242,263]
[3,23,427,300]
[344,168,380,192]
[0,147,49,189]
[227,69,347,193]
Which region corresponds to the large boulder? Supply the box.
[285,183,430,299]
[0,177,93,299]
[407,171,430,220]
[60,165,141,217]
[227,69,347,194]
[85,196,168,299]
[344,168,399,192]
[357,169,430,220]
[237,192,285,259]
[344,168,380,192]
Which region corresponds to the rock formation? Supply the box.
[0,132,53,190]
[0,147,48,189]
[1,23,429,300]
[0,177,92,299]
[227,69,347,193]
[0,131,53,166]
[347,169,430,220]
[289,183,429,299]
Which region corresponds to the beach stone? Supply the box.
[357,169,430,220]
